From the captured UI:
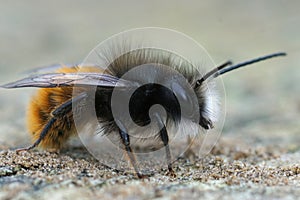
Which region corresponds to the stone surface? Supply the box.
[0,1,299,199]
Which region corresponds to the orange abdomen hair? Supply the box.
[26,66,102,150]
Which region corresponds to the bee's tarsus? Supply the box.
[30,118,58,150]
[155,114,174,175]
[118,126,142,179]
[16,146,35,153]
[166,168,177,178]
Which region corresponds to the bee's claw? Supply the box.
[137,173,150,179]
[16,146,32,153]
[166,168,176,178]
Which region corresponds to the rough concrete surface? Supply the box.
[0,1,299,199]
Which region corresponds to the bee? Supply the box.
[1,46,286,178]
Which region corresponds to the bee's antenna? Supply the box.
[196,52,287,87]
[195,61,232,88]
[215,52,287,78]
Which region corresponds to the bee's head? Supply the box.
[194,52,287,130]
[132,64,219,131]
[112,52,286,133]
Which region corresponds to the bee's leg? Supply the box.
[16,118,57,152]
[183,135,196,162]
[16,93,87,152]
[117,121,142,178]
[155,114,175,177]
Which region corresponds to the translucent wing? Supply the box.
[22,63,77,74]
[1,73,137,89]
[22,63,101,75]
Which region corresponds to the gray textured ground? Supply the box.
[0,1,299,199]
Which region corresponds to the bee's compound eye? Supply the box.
[128,83,181,127]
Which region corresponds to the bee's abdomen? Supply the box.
[27,87,74,149]
[26,66,102,150]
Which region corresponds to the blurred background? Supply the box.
[0,0,299,148]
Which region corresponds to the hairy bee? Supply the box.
[1,45,286,178]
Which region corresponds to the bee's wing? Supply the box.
[22,63,101,74]
[22,64,76,74]
[1,73,136,88]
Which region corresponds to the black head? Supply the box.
[96,51,286,133]
[195,52,286,130]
